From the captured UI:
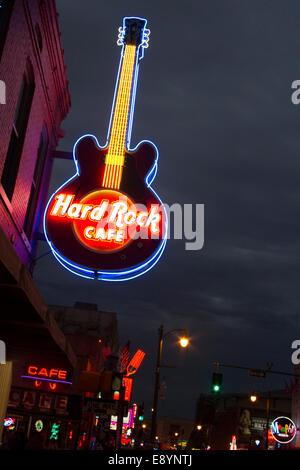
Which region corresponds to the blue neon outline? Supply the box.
[43,17,167,281]
[21,376,73,385]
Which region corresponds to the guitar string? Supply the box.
[104,47,126,187]
[104,49,128,187]
[114,46,136,188]
[111,46,134,188]
[106,46,130,187]
[104,45,136,189]
[114,46,135,187]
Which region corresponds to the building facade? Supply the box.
[2,301,120,449]
[192,391,292,450]
[0,0,73,442]
[0,0,70,268]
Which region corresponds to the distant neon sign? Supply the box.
[126,349,145,376]
[50,422,60,440]
[35,420,43,432]
[4,418,15,427]
[271,416,297,444]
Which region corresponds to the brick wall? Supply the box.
[0,0,70,269]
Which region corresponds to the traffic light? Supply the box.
[137,403,144,421]
[212,372,222,393]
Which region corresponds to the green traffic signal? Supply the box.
[138,415,144,421]
[212,372,222,393]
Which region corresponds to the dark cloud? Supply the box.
[33,1,300,418]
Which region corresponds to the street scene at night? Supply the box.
[1,0,300,460]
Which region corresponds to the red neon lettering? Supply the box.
[58,370,67,380]
[28,366,38,375]
[49,369,58,378]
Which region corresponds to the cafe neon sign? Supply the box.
[21,365,72,385]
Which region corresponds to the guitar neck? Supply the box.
[103,44,139,189]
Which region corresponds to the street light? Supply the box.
[179,336,189,348]
[196,425,202,431]
[150,325,189,444]
[250,394,258,403]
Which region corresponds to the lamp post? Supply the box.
[150,324,189,445]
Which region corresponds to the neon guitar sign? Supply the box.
[44,17,167,281]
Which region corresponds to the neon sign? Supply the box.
[22,365,72,385]
[4,418,15,427]
[44,17,167,281]
[126,349,145,376]
[50,193,161,252]
[50,422,60,440]
[35,420,43,432]
[271,416,297,444]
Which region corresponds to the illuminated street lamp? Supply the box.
[196,425,202,431]
[150,325,189,444]
[179,336,189,348]
[250,394,258,403]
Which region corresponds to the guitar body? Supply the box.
[44,17,167,281]
[44,135,167,280]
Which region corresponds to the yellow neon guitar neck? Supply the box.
[102,44,137,190]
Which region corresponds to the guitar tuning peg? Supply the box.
[144,28,151,36]
[117,39,124,46]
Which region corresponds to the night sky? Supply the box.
[34,0,300,419]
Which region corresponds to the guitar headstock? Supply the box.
[117,17,150,59]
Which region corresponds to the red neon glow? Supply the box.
[126,350,146,376]
[268,430,276,441]
[123,377,133,402]
[49,191,161,253]
[230,435,237,450]
[28,366,67,381]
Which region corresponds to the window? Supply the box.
[1,60,35,200]
[23,125,48,240]
[0,0,14,59]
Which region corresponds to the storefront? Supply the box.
[3,386,81,450]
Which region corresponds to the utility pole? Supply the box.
[150,325,189,446]
[265,392,270,450]
[150,325,163,444]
